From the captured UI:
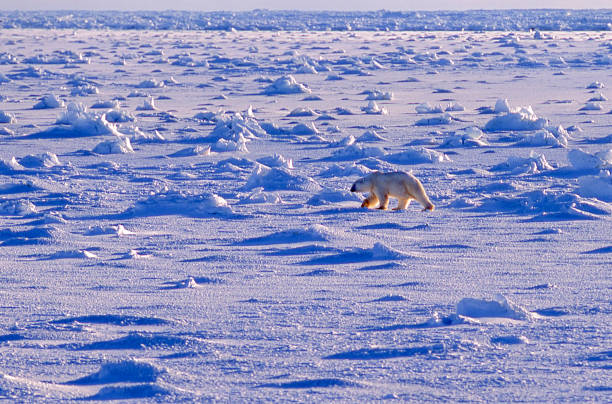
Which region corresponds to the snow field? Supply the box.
[0,26,610,402]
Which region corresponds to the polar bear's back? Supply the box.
[374,171,421,190]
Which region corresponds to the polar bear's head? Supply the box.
[350,176,372,193]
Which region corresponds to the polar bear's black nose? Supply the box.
[350,184,356,192]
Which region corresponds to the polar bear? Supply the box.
[350,171,434,211]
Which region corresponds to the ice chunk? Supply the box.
[568,149,612,170]
[18,152,61,168]
[491,151,554,174]
[33,94,64,109]
[484,106,548,132]
[415,103,444,114]
[93,137,134,154]
[263,75,311,95]
[361,100,388,115]
[242,164,321,192]
[456,294,538,321]
[0,111,15,124]
[385,147,450,164]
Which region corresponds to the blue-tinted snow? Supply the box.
[0,10,611,31]
[0,12,610,402]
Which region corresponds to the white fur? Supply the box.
[350,171,434,211]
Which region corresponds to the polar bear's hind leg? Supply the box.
[393,198,411,210]
[377,192,390,210]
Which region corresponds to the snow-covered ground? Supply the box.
[0,19,611,402]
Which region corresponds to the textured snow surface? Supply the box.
[1,10,612,31]
[0,22,610,402]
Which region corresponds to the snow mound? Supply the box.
[76,332,195,350]
[335,107,355,115]
[302,242,417,265]
[364,89,393,101]
[49,249,99,259]
[193,110,218,122]
[104,109,136,123]
[0,111,15,124]
[166,277,203,289]
[84,384,171,401]
[258,378,360,389]
[93,137,134,154]
[0,157,25,173]
[371,294,407,302]
[307,188,362,206]
[0,199,38,216]
[568,149,611,170]
[204,112,267,142]
[577,172,612,202]
[473,189,611,220]
[415,113,453,126]
[586,81,605,89]
[370,242,414,260]
[0,127,15,136]
[242,164,321,192]
[128,191,233,218]
[85,224,135,236]
[18,152,62,168]
[329,143,386,161]
[287,107,317,117]
[445,102,465,112]
[491,335,530,345]
[356,130,387,142]
[491,151,554,174]
[291,122,319,135]
[456,294,538,321]
[71,83,99,96]
[0,226,56,246]
[579,102,603,111]
[33,102,123,138]
[494,99,511,114]
[328,135,355,148]
[91,100,120,109]
[385,147,450,164]
[263,75,310,95]
[67,360,163,385]
[361,100,388,115]
[168,146,211,158]
[237,188,283,204]
[440,127,488,147]
[211,136,249,153]
[257,154,294,169]
[136,97,157,111]
[415,103,444,114]
[136,78,164,88]
[126,127,165,143]
[484,106,548,132]
[588,93,607,102]
[33,94,64,110]
[318,162,372,178]
[239,224,337,245]
[128,90,148,97]
[513,128,568,148]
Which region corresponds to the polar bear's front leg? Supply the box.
[361,193,379,209]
